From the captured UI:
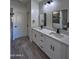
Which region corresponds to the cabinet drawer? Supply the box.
[36,33,45,45]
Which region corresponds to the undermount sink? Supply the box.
[38,28,52,33]
[49,32,64,38]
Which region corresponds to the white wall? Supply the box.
[10,0,27,40]
[31,0,39,28]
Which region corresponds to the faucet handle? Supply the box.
[57,28,60,34]
[40,25,43,29]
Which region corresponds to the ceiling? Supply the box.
[11,0,43,3]
[18,0,29,3]
[11,0,64,3]
[11,0,55,5]
[11,0,30,5]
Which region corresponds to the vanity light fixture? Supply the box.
[47,0,53,4]
[47,1,50,4]
[43,0,54,8]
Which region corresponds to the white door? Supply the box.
[13,11,27,40]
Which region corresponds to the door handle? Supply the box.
[35,34,36,38]
[40,46,43,48]
[53,46,54,51]
[14,26,17,28]
[41,34,43,37]
[40,40,43,42]
[50,45,55,51]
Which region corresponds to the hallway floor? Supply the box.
[11,37,49,59]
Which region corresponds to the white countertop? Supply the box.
[32,27,69,46]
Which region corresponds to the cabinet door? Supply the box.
[65,45,69,59]
[32,30,37,42]
[43,36,54,59]
[59,43,69,59]
[51,39,62,59]
[61,44,67,59]
[44,36,68,59]
[35,32,43,46]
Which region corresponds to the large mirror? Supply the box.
[39,9,69,31]
[52,11,60,29]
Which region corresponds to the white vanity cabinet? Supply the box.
[32,29,69,59]
[50,38,66,59]
[44,36,69,59]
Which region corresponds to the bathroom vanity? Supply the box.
[31,27,69,59]
[31,1,69,59]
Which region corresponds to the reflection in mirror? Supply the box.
[52,11,60,29]
[52,9,69,31]
[39,13,46,27]
[39,9,69,32]
[61,9,69,30]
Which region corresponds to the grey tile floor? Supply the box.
[11,37,49,59]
